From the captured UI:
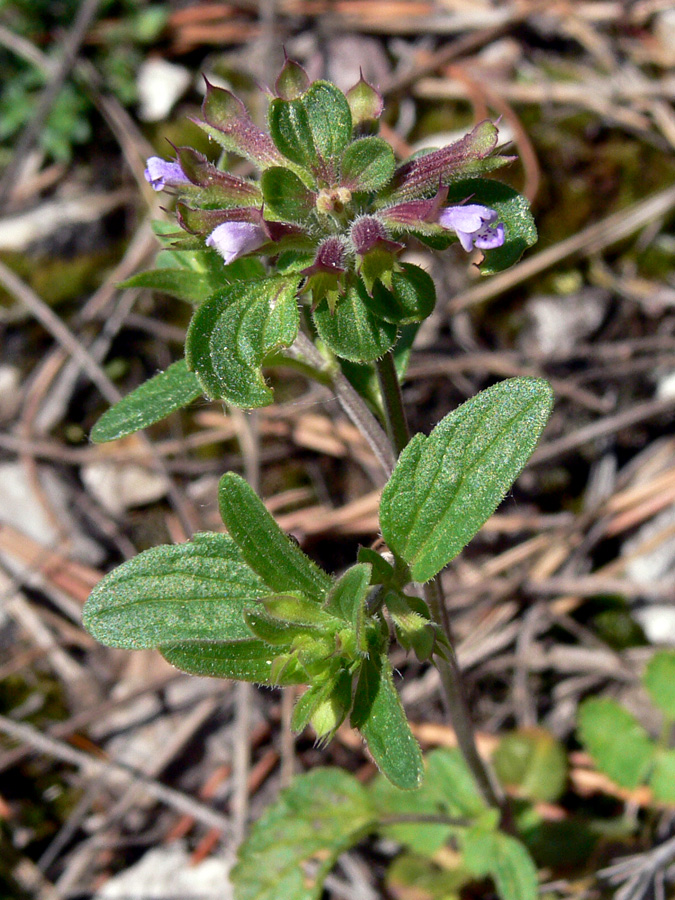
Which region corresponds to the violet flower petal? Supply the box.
[206,221,268,264]
[144,157,190,191]
[473,223,505,250]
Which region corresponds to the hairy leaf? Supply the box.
[218,472,332,601]
[261,167,316,223]
[91,360,202,443]
[380,378,554,583]
[368,263,436,325]
[120,269,217,304]
[313,280,397,362]
[340,137,395,191]
[232,768,375,900]
[351,652,424,789]
[578,698,655,789]
[186,275,301,408]
[83,533,269,650]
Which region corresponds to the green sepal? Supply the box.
[351,652,424,790]
[386,590,436,662]
[275,57,310,100]
[358,245,399,296]
[323,563,371,653]
[244,609,314,646]
[340,137,395,191]
[357,547,395,585]
[312,279,397,363]
[198,82,283,169]
[367,263,436,325]
[185,275,301,408]
[269,81,352,182]
[261,167,316,223]
[218,472,332,602]
[263,592,336,627]
[82,532,270,650]
[380,378,554,583]
[162,639,306,685]
[91,360,202,443]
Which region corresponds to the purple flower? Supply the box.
[438,204,505,252]
[144,156,190,191]
[205,221,267,264]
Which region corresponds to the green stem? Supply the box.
[375,350,410,456]
[375,349,505,814]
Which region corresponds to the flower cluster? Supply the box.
[143,58,508,318]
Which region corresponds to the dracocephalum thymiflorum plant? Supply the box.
[83,57,553,897]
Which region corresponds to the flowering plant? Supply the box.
[83,58,551,900]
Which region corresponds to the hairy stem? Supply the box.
[375,350,410,456]
[291,332,395,476]
[375,350,505,813]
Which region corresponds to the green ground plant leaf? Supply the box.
[232,768,376,900]
[82,533,269,650]
[643,650,675,720]
[371,747,486,855]
[577,697,656,789]
[313,280,397,362]
[218,472,332,602]
[462,830,538,900]
[185,275,301,408]
[380,378,554,583]
[351,652,424,790]
[444,179,537,274]
[649,748,675,802]
[323,563,370,649]
[493,728,568,803]
[340,136,395,191]
[161,639,305,684]
[91,360,202,443]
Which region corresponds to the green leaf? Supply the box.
[120,269,217,304]
[232,768,376,900]
[340,137,395,191]
[313,280,397,363]
[493,728,568,803]
[368,263,436,325]
[90,360,202,443]
[371,748,486,856]
[643,650,675,720]
[161,639,305,684]
[386,853,472,900]
[261,167,316,223]
[185,275,301,408]
[351,652,423,789]
[269,81,352,180]
[218,472,332,602]
[649,749,675,802]
[577,698,656,789]
[83,533,269,650]
[380,378,554,583]
[463,830,538,900]
[445,179,537,274]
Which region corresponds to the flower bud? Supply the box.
[206,221,268,264]
[346,72,383,136]
[275,56,310,100]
